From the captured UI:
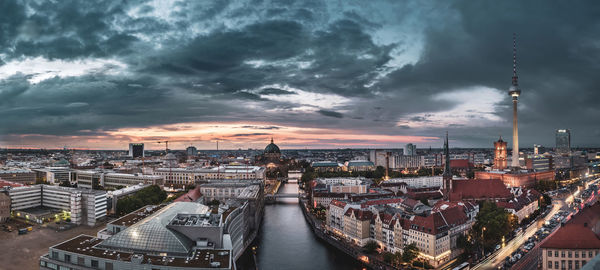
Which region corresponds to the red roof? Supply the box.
[329,199,347,208]
[449,179,512,201]
[403,207,468,235]
[345,208,373,221]
[541,203,600,249]
[174,187,202,202]
[540,224,600,249]
[450,159,472,169]
[0,179,26,188]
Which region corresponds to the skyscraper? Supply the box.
[555,129,571,155]
[404,143,416,156]
[508,33,521,169]
[128,143,144,158]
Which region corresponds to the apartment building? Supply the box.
[541,203,600,270]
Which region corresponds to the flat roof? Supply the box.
[109,205,165,227]
[52,235,230,269]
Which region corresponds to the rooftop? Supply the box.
[109,205,165,227]
[100,202,210,255]
[51,235,230,269]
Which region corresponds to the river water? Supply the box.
[238,183,364,270]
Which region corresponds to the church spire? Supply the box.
[443,131,451,176]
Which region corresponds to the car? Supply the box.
[496,244,501,251]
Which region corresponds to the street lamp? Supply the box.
[481,227,486,259]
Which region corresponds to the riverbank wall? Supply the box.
[299,199,395,270]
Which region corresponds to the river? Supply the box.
[237,183,365,270]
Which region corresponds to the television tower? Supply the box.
[508,33,521,169]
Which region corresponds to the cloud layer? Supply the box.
[0,0,599,149]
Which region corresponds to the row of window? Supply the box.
[547,259,586,269]
[548,250,598,259]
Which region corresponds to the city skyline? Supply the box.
[1,1,599,150]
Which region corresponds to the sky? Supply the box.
[0,0,599,150]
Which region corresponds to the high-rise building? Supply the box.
[493,136,508,170]
[186,146,198,156]
[508,33,522,169]
[404,143,417,156]
[534,144,542,155]
[555,129,571,155]
[128,143,144,158]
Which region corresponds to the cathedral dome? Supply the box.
[264,138,280,154]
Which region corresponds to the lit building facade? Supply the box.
[556,129,571,155]
[494,136,508,170]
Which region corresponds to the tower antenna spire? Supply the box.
[512,32,518,87]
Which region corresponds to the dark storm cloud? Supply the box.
[0,0,599,147]
[317,110,344,119]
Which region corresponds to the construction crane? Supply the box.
[157,141,169,155]
[156,140,173,189]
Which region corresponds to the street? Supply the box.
[472,193,570,270]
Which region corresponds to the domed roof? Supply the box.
[264,138,280,154]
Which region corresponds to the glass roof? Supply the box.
[99,202,209,256]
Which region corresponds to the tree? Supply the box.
[363,240,379,254]
[116,185,168,215]
[383,252,395,263]
[471,201,516,251]
[402,243,419,263]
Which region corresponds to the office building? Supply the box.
[154,165,266,186]
[128,143,145,158]
[7,184,106,226]
[556,129,571,155]
[404,143,417,156]
[33,167,71,185]
[0,168,35,185]
[76,171,163,189]
[40,201,254,270]
[395,155,424,169]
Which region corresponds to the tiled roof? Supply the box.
[541,203,600,249]
[329,199,347,208]
[345,208,373,221]
[540,224,600,249]
[449,179,512,201]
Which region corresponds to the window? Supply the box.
[582,252,586,258]
[589,251,593,258]
[575,261,579,269]
[548,250,553,257]
[568,251,572,258]
[51,251,58,259]
[105,262,113,270]
[77,257,85,265]
[555,251,559,257]
[59,266,70,270]
[91,260,98,267]
[583,260,586,265]
[562,251,565,258]
[554,261,559,269]
[568,260,572,269]
[575,251,579,258]
[64,254,71,262]
[548,261,552,268]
